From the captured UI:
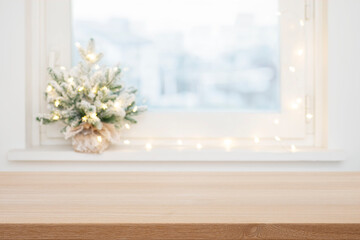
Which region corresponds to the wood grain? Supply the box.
[1,172,360,239]
[2,223,360,240]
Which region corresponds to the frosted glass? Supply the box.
[72,0,280,111]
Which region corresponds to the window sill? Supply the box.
[8,145,345,162]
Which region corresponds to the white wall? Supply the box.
[0,0,359,171]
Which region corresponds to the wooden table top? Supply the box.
[1,172,360,240]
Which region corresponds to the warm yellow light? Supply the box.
[124,139,130,145]
[291,144,297,152]
[114,101,122,108]
[177,139,183,145]
[289,66,296,73]
[82,116,88,122]
[54,100,60,107]
[145,143,152,151]
[273,119,280,125]
[291,102,299,109]
[46,85,53,92]
[89,112,97,119]
[274,136,281,141]
[94,65,100,70]
[224,139,232,147]
[299,19,305,26]
[60,66,66,71]
[91,87,98,94]
[113,67,118,71]
[124,123,130,129]
[101,103,108,110]
[97,135,102,143]
[306,113,313,120]
[196,143,203,150]
[68,77,74,83]
[52,114,60,120]
[132,106,138,112]
[86,53,97,62]
[254,136,260,144]
[297,49,304,56]
[101,86,108,91]
[78,86,84,92]
[296,98,302,104]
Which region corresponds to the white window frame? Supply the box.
[25,0,328,151]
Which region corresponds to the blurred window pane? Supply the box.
[72,0,280,111]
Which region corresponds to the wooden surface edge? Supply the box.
[1,223,360,240]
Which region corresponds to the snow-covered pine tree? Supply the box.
[37,39,146,153]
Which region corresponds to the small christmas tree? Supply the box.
[37,39,146,153]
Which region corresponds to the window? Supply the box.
[28,0,326,149]
[72,0,280,111]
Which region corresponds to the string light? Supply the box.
[290,145,297,152]
[145,143,152,151]
[196,143,203,150]
[94,64,100,70]
[299,19,305,26]
[60,66,66,71]
[75,42,81,48]
[97,136,102,143]
[86,53,97,62]
[54,100,60,107]
[101,86,108,91]
[224,139,232,147]
[223,139,232,151]
[274,136,281,141]
[78,86,84,92]
[114,101,122,108]
[290,98,302,110]
[306,113,313,120]
[291,102,299,109]
[68,77,74,83]
[254,136,260,144]
[273,119,280,125]
[89,112,97,119]
[289,66,296,73]
[113,67,118,71]
[46,85,53,92]
[124,123,130,129]
[177,139,183,145]
[52,114,60,120]
[297,49,304,56]
[132,106,138,112]
[82,116,88,122]
[124,139,130,145]
[101,103,108,110]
